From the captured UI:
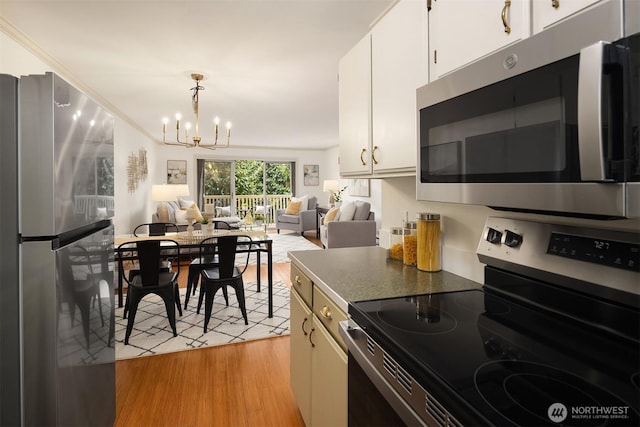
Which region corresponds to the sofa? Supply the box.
[275,196,317,235]
[152,199,241,230]
[320,201,377,249]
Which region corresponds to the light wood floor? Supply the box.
[114,231,320,427]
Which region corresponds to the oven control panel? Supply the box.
[547,232,639,272]
[477,217,640,296]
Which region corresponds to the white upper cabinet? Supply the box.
[339,0,428,177]
[428,0,531,80]
[339,34,372,176]
[532,0,604,34]
[371,0,429,175]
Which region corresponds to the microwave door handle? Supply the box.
[578,41,610,182]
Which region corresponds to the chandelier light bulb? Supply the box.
[214,117,220,125]
[175,113,182,121]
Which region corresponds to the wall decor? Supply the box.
[303,164,319,186]
[348,178,370,197]
[167,160,187,184]
[137,148,148,181]
[127,152,139,193]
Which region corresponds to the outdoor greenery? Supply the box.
[203,160,291,196]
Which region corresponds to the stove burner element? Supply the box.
[475,360,639,426]
[377,296,457,334]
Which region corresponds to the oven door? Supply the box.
[339,320,423,427]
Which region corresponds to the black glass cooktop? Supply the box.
[349,288,640,426]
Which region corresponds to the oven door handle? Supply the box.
[338,320,428,427]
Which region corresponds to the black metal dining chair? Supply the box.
[198,235,256,332]
[184,220,233,309]
[117,239,183,345]
[133,222,179,237]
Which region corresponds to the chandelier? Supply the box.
[162,73,231,150]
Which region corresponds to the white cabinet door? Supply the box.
[339,34,372,176]
[429,0,531,80]
[532,0,603,33]
[371,0,428,175]
[310,314,348,427]
[290,289,312,427]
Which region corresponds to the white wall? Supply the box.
[379,176,640,283]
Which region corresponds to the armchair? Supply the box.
[275,196,317,236]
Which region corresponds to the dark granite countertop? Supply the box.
[288,246,482,313]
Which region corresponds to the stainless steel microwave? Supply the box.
[417,0,639,219]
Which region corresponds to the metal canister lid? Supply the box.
[416,212,440,220]
[390,227,404,235]
[404,221,417,229]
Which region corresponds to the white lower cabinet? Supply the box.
[290,277,347,427]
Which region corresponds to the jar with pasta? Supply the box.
[416,213,441,272]
[403,222,417,266]
[389,227,404,261]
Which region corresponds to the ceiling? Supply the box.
[1,0,394,150]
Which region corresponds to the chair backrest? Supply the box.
[118,239,180,287]
[213,220,232,230]
[134,222,178,237]
[201,235,255,279]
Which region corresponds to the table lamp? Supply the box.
[152,184,190,222]
[323,180,339,207]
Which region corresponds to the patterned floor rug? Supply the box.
[115,280,290,360]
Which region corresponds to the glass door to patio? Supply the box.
[200,159,292,225]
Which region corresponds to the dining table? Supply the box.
[114,229,275,317]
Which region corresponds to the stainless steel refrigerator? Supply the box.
[1,72,115,426]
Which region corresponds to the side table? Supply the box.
[316,205,331,238]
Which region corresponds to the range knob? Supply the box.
[502,230,523,248]
[484,227,503,244]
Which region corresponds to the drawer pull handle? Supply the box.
[301,317,309,336]
[309,328,316,347]
[501,0,512,34]
[552,0,559,9]
[321,306,332,319]
[294,275,301,285]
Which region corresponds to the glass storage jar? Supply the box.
[416,213,441,272]
[389,227,404,261]
[403,222,417,266]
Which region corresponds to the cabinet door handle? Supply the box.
[301,317,309,336]
[294,275,301,285]
[551,0,559,9]
[321,306,332,319]
[360,148,367,166]
[309,328,316,347]
[372,145,379,165]
[501,0,512,34]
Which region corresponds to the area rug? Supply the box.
[257,232,321,264]
[115,280,290,360]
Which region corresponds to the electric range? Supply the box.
[342,218,639,426]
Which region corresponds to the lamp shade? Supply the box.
[323,180,339,193]
[151,184,190,202]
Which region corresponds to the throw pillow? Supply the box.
[157,203,170,223]
[285,200,303,215]
[338,201,357,221]
[353,201,371,220]
[178,198,196,209]
[189,203,204,222]
[323,207,340,225]
[174,209,187,224]
[291,195,309,211]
